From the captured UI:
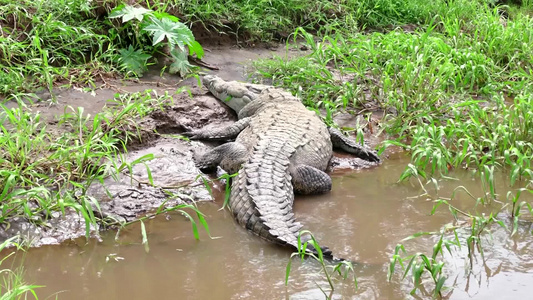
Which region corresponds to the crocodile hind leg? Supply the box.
[195,142,248,174]
[290,165,332,195]
[328,127,381,162]
[183,117,251,141]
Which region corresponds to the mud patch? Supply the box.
[0,209,99,248]
[116,91,236,149]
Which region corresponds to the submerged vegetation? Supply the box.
[0,238,41,299]
[287,231,358,298]
[1,0,533,298]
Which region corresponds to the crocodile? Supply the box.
[185,75,380,259]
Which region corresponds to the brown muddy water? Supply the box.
[7,155,533,300]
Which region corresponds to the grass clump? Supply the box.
[172,0,531,42]
[253,1,533,179]
[0,0,113,95]
[393,94,533,182]
[285,231,357,299]
[173,0,447,42]
[0,237,41,299]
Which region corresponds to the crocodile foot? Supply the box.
[195,142,248,174]
[329,127,380,163]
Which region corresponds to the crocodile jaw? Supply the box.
[202,75,270,113]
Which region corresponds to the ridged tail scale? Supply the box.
[229,117,337,259]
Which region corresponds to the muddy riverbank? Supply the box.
[0,43,381,247]
[1,43,532,300]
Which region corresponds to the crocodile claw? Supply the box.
[181,130,199,140]
[329,127,381,163]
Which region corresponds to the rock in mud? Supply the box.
[1,87,237,247]
[0,209,100,247]
[87,141,214,224]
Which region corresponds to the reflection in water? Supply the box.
[6,157,533,299]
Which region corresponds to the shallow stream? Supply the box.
[11,155,533,299]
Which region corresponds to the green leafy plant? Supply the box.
[388,231,454,298]
[169,48,194,77]
[108,4,204,77]
[117,46,152,76]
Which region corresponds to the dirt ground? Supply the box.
[1,43,382,247]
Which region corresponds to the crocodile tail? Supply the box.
[228,138,343,261]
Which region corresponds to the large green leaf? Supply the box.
[143,17,194,51]
[152,11,181,23]
[108,5,152,23]
[169,48,193,77]
[118,46,151,76]
[188,40,204,59]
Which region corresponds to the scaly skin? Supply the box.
[230,97,334,255]
[185,76,380,260]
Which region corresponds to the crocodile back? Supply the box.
[230,96,333,249]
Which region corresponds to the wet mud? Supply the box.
[1,43,376,247]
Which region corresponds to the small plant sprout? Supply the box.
[285,230,357,299]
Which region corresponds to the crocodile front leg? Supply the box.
[195,142,248,174]
[329,127,380,162]
[183,118,251,141]
[290,165,332,194]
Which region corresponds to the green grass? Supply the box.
[252,1,533,180]
[0,0,529,98]
[286,231,357,299]
[171,0,533,43]
[0,238,42,299]
[1,0,525,97]
[0,90,177,231]
[0,0,203,99]
[250,0,533,296]
[0,0,114,96]
[173,0,447,41]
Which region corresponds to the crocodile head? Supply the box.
[202,75,271,113]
